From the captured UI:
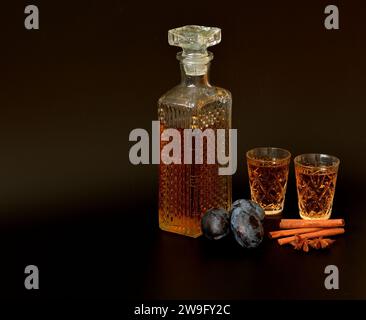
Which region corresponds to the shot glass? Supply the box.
[294,153,340,220]
[246,147,291,215]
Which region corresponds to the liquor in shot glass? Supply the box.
[294,153,340,220]
[247,147,291,215]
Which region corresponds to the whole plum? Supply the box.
[201,208,230,240]
[230,206,264,248]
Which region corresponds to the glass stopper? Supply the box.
[168,25,221,56]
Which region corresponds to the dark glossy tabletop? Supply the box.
[1,176,365,300]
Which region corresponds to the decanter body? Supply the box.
[158,26,232,238]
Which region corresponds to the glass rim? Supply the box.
[294,153,340,169]
[246,147,291,163]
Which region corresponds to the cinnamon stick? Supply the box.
[269,227,323,239]
[277,228,345,245]
[279,219,345,229]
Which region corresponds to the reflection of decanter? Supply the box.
[158,26,232,237]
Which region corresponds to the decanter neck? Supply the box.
[178,51,212,87]
[180,63,210,87]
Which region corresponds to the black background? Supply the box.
[0,0,366,301]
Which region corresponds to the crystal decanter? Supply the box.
[158,25,232,237]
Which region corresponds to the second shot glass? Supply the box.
[294,153,340,220]
[246,147,291,215]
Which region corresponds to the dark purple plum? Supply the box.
[230,206,264,248]
[201,208,230,240]
[231,199,265,221]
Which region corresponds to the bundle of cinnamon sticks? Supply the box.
[269,219,345,247]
